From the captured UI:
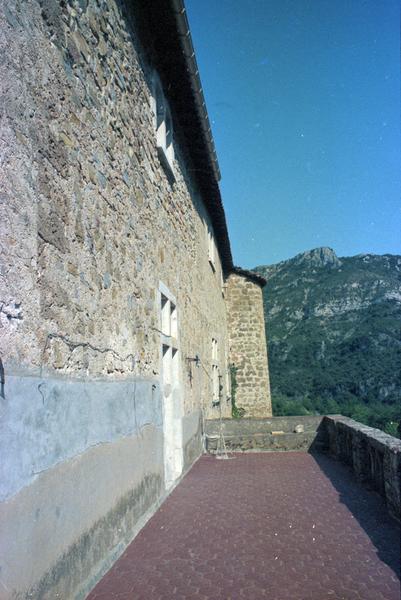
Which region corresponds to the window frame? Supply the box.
[211,338,220,405]
[206,222,216,271]
[159,282,178,347]
[158,282,183,488]
[151,71,175,180]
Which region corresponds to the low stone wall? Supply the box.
[205,416,327,453]
[324,415,401,522]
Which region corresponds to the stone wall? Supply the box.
[226,273,272,417]
[205,416,326,453]
[0,1,231,597]
[324,416,401,522]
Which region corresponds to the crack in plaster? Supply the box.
[40,332,138,375]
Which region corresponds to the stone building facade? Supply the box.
[0,1,271,598]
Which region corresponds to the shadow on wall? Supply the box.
[309,451,400,581]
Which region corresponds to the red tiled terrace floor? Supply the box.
[87,453,400,600]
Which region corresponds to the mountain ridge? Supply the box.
[254,248,401,436]
[255,246,399,271]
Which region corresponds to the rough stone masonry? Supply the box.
[226,271,272,417]
[0,1,271,598]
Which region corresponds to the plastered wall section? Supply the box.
[0,0,230,414]
[226,273,272,418]
[0,1,230,597]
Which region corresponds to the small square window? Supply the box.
[212,338,218,362]
[170,303,177,339]
[206,223,216,270]
[211,338,220,405]
[152,72,175,181]
[161,294,170,336]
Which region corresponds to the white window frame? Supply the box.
[206,222,216,271]
[212,338,218,362]
[158,282,182,488]
[159,282,178,346]
[151,72,175,179]
[161,293,171,337]
[211,338,220,405]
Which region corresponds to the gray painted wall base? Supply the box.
[1,375,162,501]
[77,426,204,600]
[182,410,203,471]
[0,373,204,600]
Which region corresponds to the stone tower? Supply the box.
[226,269,272,418]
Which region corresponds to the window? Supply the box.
[151,72,175,179]
[160,292,177,341]
[170,302,177,338]
[211,338,220,405]
[161,293,171,336]
[158,283,182,488]
[206,222,216,270]
[212,338,218,362]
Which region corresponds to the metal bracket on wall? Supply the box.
[186,355,200,366]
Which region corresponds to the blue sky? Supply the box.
[185,0,400,268]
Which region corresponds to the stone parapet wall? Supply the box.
[225,273,272,417]
[206,415,325,436]
[324,415,401,521]
[205,416,326,453]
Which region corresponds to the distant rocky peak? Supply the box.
[293,247,342,268]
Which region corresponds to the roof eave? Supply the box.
[132,0,233,273]
[230,266,267,288]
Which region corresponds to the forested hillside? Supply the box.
[254,248,401,437]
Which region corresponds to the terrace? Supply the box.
[86,417,400,600]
